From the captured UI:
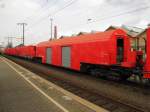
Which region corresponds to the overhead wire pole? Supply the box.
[17,23,27,46]
[5,37,16,48]
[50,18,53,40]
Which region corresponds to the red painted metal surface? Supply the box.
[4,48,17,56]
[144,28,150,78]
[35,46,46,63]
[121,51,137,68]
[18,46,36,58]
[4,29,140,78]
[4,46,36,58]
[36,29,135,70]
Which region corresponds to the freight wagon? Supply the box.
[35,29,139,79]
[4,28,150,80]
[16,45,36,59]
[5,46,36,59]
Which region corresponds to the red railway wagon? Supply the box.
[4,48,17,56]
[16,45,36,58]
[4,46,36,59]
[36,29,136,78]
[144,27,150,78]
[4,27,150,79]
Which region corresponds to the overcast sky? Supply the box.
[0,0,150,46]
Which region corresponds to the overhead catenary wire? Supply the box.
[26,2,148,33]
[65,5,150,30]
[89,5,150,24]
[23,0,59,23]
[26,0,78,31]
[25,2,150,42]
[26,4,150,41]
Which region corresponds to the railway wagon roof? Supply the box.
[37,29,127,47]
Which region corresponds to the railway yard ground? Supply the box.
[0,55,150,112]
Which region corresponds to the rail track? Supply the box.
[4,55,150,112]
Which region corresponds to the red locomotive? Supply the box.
[4,28,150,80]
